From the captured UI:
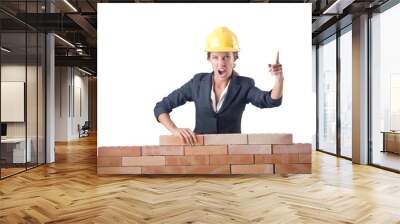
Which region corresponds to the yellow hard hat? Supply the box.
[205,26,240,52]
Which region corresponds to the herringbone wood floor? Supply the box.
[1,134,400,224]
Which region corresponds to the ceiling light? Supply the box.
[1,47,11,53]
[78,67,93,76]
[54,34,75,48]
[323,0,355,15]
[63,0,78,12]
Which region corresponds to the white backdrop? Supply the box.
[98,3,314,147]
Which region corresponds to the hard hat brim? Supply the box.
[205,48,240,52]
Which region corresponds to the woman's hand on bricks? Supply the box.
[171,128,198,145]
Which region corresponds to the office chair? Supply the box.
[79,121,90,138]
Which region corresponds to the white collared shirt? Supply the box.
[211,79,230,113]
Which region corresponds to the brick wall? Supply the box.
[97,133,312,175]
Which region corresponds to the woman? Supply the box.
[154,26,284,144]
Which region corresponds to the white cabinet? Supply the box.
[1,138,32,163]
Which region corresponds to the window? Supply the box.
[371,2,400,171]
[318,36,337,154]
[0,1,46,179]
[339,27,352,158]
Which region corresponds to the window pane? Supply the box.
[0,1,46,179]
[1,31,27,178]
[38,32,45,165]
[371,3,400,171]
[27,31,38,169]
[318,37,337,154]
[340,29,352,158]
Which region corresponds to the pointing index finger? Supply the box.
[276,51,280,64]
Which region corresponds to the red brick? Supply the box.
[228,144,271,154]
[97,157,122,167]
[298,144,312,153]
[273,144,312,154]
[98,167,141,175]
[142,146,184,156]
[231,164,274,174]
[298,153,312,163]
[184,145,227,155]
[272,154,299,163]
[254,155,273,164]
[247,134,292,144]
[142,166,185,174]
[159,135,204,146]
[275,164,312,174]
[204,134,247,145]
[122,156,165,166]
[98,147,121,157]
[186,165,230,174]
[165,155,209,165]
[98,146,141,157]
[142,165,230,174]
[120,146,141,157]
[210,155,254,165]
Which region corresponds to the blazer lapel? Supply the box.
[200,72,214,113]
[218,72,241,114]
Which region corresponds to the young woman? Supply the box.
[154,26,284,144]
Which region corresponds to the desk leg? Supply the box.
[382,133,386,152]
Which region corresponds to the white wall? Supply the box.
[55,66,68,141]
[55,67,89,141]
[98,3,313,147]
[72,72,89,137]
[1,65,39,138]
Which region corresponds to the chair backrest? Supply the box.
[82,121,90,129]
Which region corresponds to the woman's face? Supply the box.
[208,52,235,82]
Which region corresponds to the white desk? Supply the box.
[1,138,32,163]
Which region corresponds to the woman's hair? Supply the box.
[207,52,239,61]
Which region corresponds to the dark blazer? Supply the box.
[154,72,282,134]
